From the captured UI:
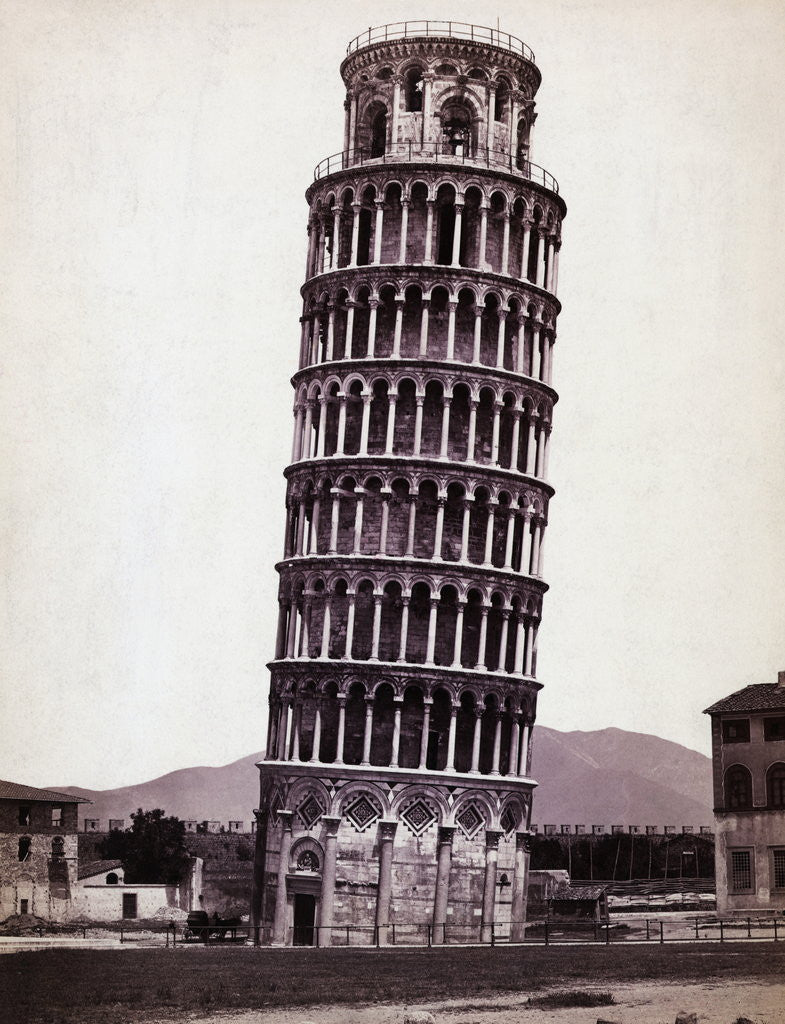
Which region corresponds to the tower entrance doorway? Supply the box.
[293,893,316,945]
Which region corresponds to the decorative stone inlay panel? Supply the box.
[500,805,517,836]
[400,798,437,836]
[456,803,484,838]
[345,793,383,832]
[297,793,324,829]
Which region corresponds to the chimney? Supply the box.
[778,670,785,688]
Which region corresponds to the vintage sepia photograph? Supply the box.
[1,1,784,1021]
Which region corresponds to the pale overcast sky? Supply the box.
[2,0,784,790]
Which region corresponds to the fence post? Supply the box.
[427,923,432,947]
[774,919,779,942]
[120,925,124,944]
[391,923,396,945]
[605,921,610,946]
[646,919,650,941]
[747,917,751,939]
[659,921,664,945]
[544,918,549,946]
[491,923,495,947]
[719,920,724,943]
[695,918,699,940]
[375,925,380,949]
[346,925,350,946]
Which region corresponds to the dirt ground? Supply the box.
[182,980,783,1024]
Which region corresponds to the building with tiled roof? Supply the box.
[77,859,123,882]
[704,684,785,716]
[0,779,89,921]
[704,671,785,913]
[547,882,608,921]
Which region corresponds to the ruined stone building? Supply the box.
[252,21,566,945]
[705,671,785,913]
[0,780,88,921]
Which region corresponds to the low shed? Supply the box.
[548,884,608,922]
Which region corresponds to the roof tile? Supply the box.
[0,780,91,804]
[704,683,785,715]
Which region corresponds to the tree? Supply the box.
[100,808,191,885]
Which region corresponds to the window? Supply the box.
[764,717,785,741]
[724,765,753,809]
[51,836,64,858]
[18,805,31,826]
[370,108,387,158]
[51,806,62,827]
[404,67,423,112]
[730,849,754,892]
[106,872,119,885]
[767,763,785,807]
[18,836,31,861]
[122,893,137,919]
[772,849,785,889]
[495,80,510,122]
[20,899,29,915]
[722,719,750,743]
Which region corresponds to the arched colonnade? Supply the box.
[306,180,560,292]
[274,574,542,678]
[299,282,556,381]
[267,675,537,779]
[283,474,548,575]
[291,376,552,480]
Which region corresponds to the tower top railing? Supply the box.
[313,143,559,194]
[346,22,536,63]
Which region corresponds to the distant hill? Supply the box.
[54,726,713,830]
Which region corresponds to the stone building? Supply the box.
[252,21,566,946]
[704,671,785,913]
[0,780,89,922]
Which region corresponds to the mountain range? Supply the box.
[54,726,714,830]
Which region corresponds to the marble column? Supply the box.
[317,816,342,947]
[272,810,294,944]
[480,829,502,943]
[431,826,456,944]
[375,821,398,945]
[509,833,531,942]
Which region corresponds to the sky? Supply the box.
[2,0,784,791]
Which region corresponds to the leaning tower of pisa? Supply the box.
[252,21,565,947]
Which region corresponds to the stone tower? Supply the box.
[252,21,565,946]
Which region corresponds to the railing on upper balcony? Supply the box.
[313,143,559,194]
[346,21,536,63]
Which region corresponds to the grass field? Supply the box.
[1,943,782,1024]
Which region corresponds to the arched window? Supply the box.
[18,836,31,861]
[404,67,423,111]
[442,103,472,156]
[51,836,65,858]
[724,765,752,810]
[370,108,387,158]
[495,80,510,123]
[106,872,119,885]
[767,763,785,808]
[297,850,320,872]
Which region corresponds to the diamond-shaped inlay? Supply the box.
[297,795,323,829]
[401,799,436,837]
[500,806,518,836]
[456,804,484,839]
[346,795,381,833]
